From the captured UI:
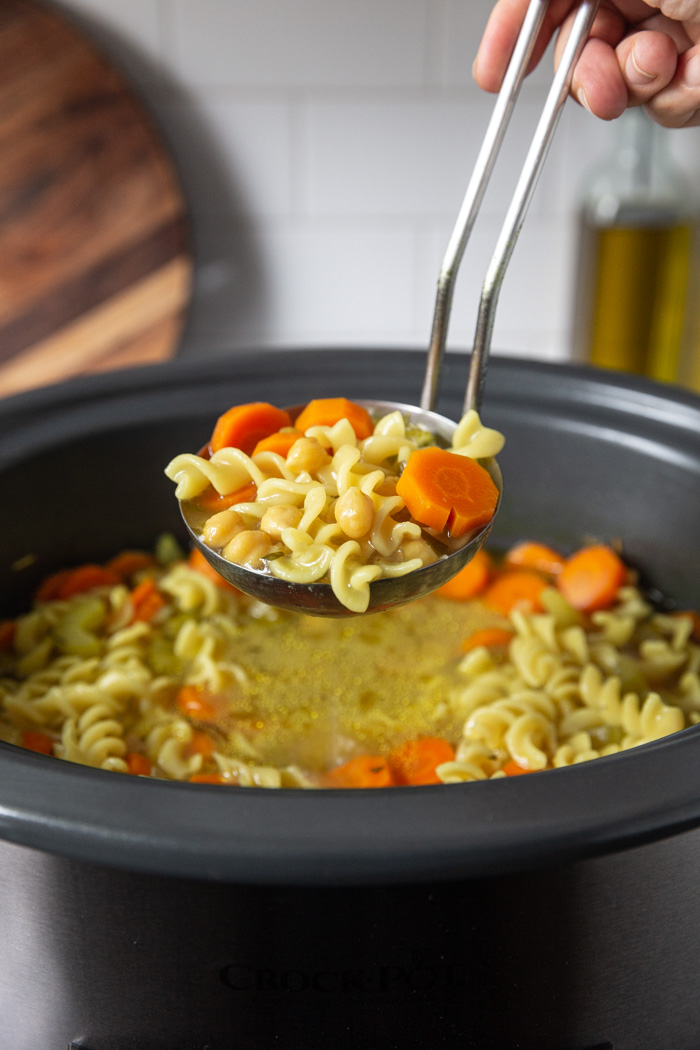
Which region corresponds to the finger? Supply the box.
[611,0,672,22]
[571,37,630,118]
[657,0,700,19]
[551,3,629,116]
[474,0,578,92]
[625,0,699,19]
[553,5,640,118]
[643,42,700,126]
[634,10,694,50]
[565,2,631,50]
[474,0,526,93]
[616,29,679,105]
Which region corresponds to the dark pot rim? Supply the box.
[2,348,700,887]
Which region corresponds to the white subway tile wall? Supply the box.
[60,0,700,366]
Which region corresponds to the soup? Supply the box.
[0,538,697,787]
[165,398,503,612]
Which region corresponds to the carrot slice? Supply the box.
[294,397,374,440]
[56,565,121,599]
[188,548,240,593]
[130,577,168,623]
[105,551,156,580]
[126,752,152,776]
[35,569,73,602]
[461,627,515,653]
[387,737,455,786]
[210,402,292,455]
[502,760,533,776]
[0,620,16,651]
[435,549,493,600]
[483,570,547,614]
[189,773,231,785]
[37,562,122,603]
[176,685,221,722]
[252,430,303,458]
[324,755,394,788]
[504,541,565,577]
[22,730,54,755]
[188,731,215,759]
[396,448,498,539]
[557,545,626,613]
[190,481,257,514]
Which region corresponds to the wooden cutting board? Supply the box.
[0,0,192,397]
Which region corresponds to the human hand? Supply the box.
[473,1,700,127]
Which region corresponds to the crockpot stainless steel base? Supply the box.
[2,827,699,1050]
[1,349,699,1050]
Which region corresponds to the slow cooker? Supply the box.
[1,348,699,1050]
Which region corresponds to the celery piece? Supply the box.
[148,634,183,676]
[53,597,106,657]
[155,533,186,566]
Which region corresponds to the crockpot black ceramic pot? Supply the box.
[2,349,700,1050]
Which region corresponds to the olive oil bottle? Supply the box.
[572,109,699,383]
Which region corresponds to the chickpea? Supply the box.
[400,538,438,565]
[223,530,274,569]
[334,487,375,539]
[202,509,245,548]
[286,437,331,476]
[260,504,303,540]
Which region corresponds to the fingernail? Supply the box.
[685,52,700,87]
[577,87,592,113]
[472,55,480,81]
[626,47,656,84]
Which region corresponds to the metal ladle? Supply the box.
[181,0,600,616]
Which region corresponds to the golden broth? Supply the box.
[213,597,502,772]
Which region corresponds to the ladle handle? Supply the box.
[420,0,601,414]
[420,0,547,413]
[465,0,601,414]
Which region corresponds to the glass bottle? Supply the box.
[571,108,699,384]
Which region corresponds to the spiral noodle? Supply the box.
[165,448,267,500]
[370,496,423,558]
[60,701,128,772]
[146,718,202,779]
[173,617,249,693]
[159,563,239,617]
[451,410,505,459]
[579,665,684,742]
[329,541,383,614]
[439,742,497,783]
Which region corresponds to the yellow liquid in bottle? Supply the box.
[576,221,693,382]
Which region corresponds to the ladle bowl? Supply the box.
[180,399,503,616]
